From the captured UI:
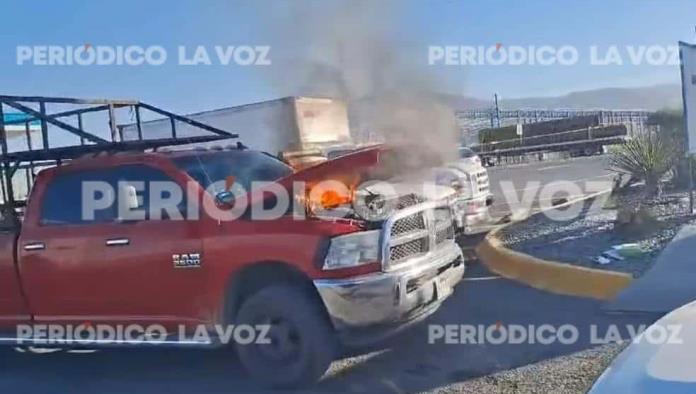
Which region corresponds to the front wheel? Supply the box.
[235,284,336,388]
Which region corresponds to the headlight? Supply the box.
[323,230,381,270]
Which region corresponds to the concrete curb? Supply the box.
[475,190,633,300]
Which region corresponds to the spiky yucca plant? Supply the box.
[609,131,681,198]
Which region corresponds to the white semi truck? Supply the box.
[119,96,492,233]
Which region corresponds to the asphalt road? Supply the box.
[486,156,616,218]
[0,264,654,394]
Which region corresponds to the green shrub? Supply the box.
[608,131,681,198]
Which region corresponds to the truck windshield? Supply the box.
[173,150,292,194]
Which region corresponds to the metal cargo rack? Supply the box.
[0,95,239,210]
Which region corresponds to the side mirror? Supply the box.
[215,190,235,207]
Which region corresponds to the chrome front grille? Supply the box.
[474,170,489,194]
[389,238,428,262]
[391,213,426,236]
[434,206,455,245]
[382,202,455,270]
[435,226,455,244]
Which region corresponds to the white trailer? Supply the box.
[120,96,356,167]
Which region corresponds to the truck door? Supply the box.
[19,164,207,333]
[0,207,30,331]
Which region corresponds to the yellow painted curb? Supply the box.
[476,192,633,300]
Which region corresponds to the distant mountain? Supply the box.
[438,84,682,111]
[434,94,490,110]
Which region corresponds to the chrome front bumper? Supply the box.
[313,241,464,331]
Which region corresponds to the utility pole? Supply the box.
[689,160,694,214]
[494,93,501,128]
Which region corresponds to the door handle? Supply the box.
[24,242,45,251]
[105,238,130,246]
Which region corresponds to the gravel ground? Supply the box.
[498,186,696,277]
[425,343,626,394]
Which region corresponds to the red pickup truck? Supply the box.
[0,96,465,388]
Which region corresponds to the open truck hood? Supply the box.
[268,146,385,219]
[277,145,455,202]
[278,145,385,187]
[268,145,453,221]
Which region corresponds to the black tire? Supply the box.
[235,284,336,388]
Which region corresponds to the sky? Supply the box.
[1,0,695,114]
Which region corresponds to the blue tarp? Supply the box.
[2,113,40,126]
